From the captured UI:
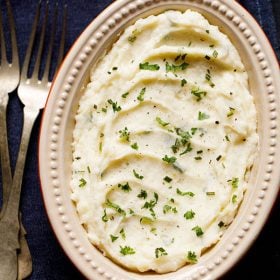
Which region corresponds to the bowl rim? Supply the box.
[39,0,280,279]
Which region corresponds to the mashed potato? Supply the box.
[71,10,258,273]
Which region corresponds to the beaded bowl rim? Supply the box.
[39,0,280,279]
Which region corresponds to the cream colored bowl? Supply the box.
[39,0,280,279]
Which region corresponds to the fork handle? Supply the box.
[0,94,13,218]
[1,106,39,225]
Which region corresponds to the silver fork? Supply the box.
[0,3,66,280]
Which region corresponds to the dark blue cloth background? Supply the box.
[0,1,279,279]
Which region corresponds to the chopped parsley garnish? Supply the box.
[194,156,202,160]
[118,182,131,192]
[108,99,121,112]
[174,53,187,61]
[120,246,135,255]
[187,251,198,263]
[131,142,139,150]
[102,209,108,222]
[225,135,230,142]
[213,50,218,58]
[110,235,118,242]
[105,199,126,216]
[184,210,195,220]
[156,117,169,127]
[163,205,177,214]
[99,142,103,152]
[192,226,204,237]
[142,193,158,219]
[137,87,146,102]
[139,62,160,71]
[205,55,211,60]
[137,189,147,199]
[191,127,198,135]
[101,107,107,113]
[231,177,239,188]
[133,169,144,180]
[112,66,118,71]
[227,107,236,117]
[155,247,168,258]
[79,178,87,187]
[166,61,188,73]
[198,111,210,120]
[181,78,187,87]
[176,188,195,197]
[218,221,225,228]
[162,155,177,164]
[206,191,215,196]
[232,194,237,203]
[140,216,153,224]
[205,69,215,87]
[179,143,192,155]
[120,228,126,239]
[206,29,210,34]
[119,127,130,142]
[87,166,91,173]
[122,92,129,98]
[191,87,207,101]
[163,176,173,183]
[128,29,139,43]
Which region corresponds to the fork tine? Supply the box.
[41,3,57,83]
[56,4,67,72]
[0,8,7,64]
[32,3,48,81]
[6,0,19,68]
[21,2,41,80]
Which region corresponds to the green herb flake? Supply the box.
[205,69,215,87]
[194,156,202,160]
[140,216,153,224]
[225,135,230,142]
[108,99,121,112]
[128,29,139,43]
[227,107,236,117]
[120,246,135,255]
[102,209,108,222]
[179,143,192,155]
[176,188,195,197]
[191,127,198,135]
[155,247,168,258]
[231,177,239,188]
[119,127,130,142]
[156,117,169,127]
[213,50,218,58]
[137,87,146,102]
[118,182,132,192]
[206,191,215,196]
[166,61,189,73]
[133,169,144,180]
[139,62,160,71]
[110,235,118,242]
[191,87,207,101]
[232,194,237,203]
[163,176,173,183]
[105,199,126,216]
[184,210,195,220]
[112,66,118,71]
[119,228,126,240]
[187,251,198,263]
[163,205,172,214]
[192,226,204,237]
[122,92,129,98]
[181,78,187,87]
[79,178,87,188]
[131,142,139,150]
[87,166,91,173]
[198,111,210,120]
[137,189,147,199]
[216,155,222,161]
[205,55,211,60]
[209,44,215,48]
[162,155,177,164]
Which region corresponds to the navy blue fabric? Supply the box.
[0,1,279,279]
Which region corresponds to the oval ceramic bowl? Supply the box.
[39,0,280,279]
